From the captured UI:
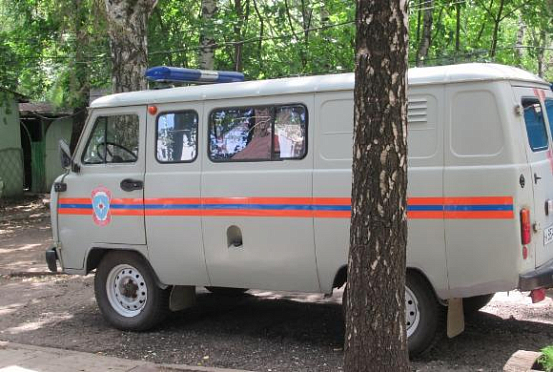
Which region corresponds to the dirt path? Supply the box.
[0,198,552,371]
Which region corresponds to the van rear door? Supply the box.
[516,86,553,268]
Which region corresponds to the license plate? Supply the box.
[544,225,553,245]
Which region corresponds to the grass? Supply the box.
[540,346,553,372]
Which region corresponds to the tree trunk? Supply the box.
[104,0,157,93]
[490,0,505,59]
[416,0,432,67]
[344,0,409,371]
[233,0,248,72]
[536,30,546,78]
[455,2,461,56]
[199,0,217,70]
[69,0,90,152]
[515,17,526,66]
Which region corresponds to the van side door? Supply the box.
[143,103,210,286]
[57,107,147,270]
[201,96,320,292]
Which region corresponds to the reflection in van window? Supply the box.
[82,115,139,164]
[522,100,548,152]
[156,111,198,163]
[209,104,307,161]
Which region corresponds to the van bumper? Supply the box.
[45,247,58,273]
[519,259,553,290]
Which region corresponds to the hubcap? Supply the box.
[106,264,147,317]
[405,286,421,337]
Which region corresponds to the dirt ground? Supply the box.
[0,197,552,372]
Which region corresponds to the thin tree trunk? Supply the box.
[252,0,264,71]
[234,0,243,72]
[70,0,89,152]
[515,17,525,66]
[345,0,410,370]
[455,2,461,55]
[416,0,433,67]
[537,30,546,77]
[490,0,505,58]
[199,0,217,70]
[104,0,157,93]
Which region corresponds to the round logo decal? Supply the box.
[91,186,112,226]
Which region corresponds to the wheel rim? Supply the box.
[405,286,421,337]
[106,264,148,317]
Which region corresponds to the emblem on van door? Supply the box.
[91,186,112,226]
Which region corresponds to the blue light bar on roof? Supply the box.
[145,66,245,84]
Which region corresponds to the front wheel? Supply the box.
[94,251,170,331]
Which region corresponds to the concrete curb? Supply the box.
[0,341,254,372]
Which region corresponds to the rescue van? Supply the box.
[47,63,553,356]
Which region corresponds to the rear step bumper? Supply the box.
[519,259,553,290]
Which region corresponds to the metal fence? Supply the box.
[0,147,24,198]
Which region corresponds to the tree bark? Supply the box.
[490,0,505,58]
[344,0,409,371]
[69,0,90,152]
[199,0,217,70]
[455,2,461,55]
[416,0,432,67]
[515,17,525,66]
[104,0,157,93]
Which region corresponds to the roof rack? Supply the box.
[145,66,245,85]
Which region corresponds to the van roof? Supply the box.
[91,63,549,108]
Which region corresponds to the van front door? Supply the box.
[57,107,147,270]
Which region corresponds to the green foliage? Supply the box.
[0,0,551,106]
[540,346,553,372]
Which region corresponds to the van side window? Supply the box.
[522,99,548,152]
[209,104,307,161]
[156,111,198,163]
[82,114,140,164]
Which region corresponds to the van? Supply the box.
[46,63,553,355]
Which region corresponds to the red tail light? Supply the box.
[521,208,531,245]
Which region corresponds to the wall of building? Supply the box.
[0,91,24,197]
[44,117,72,191]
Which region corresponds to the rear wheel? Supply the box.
[463,293,494,316]
[94,251,170,331]
[205,286,248,296]
[341,272,445,357]
[405,272,445,356]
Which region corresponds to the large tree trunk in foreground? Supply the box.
[344,0,409,371]
[104,0,158,93]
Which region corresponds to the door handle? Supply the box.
[535,173,542,184]
[120,179,143,192]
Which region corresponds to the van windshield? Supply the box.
[522,99,548,152]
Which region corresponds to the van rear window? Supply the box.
[522,99,548,152]
[545,100,553,135]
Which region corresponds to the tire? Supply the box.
[405,272,445,357]
[94,251,170,331]
[463,293,494,316]
[205,286,248,296]
[341,273,445,357]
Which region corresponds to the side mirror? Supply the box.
[59,140,80,173]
